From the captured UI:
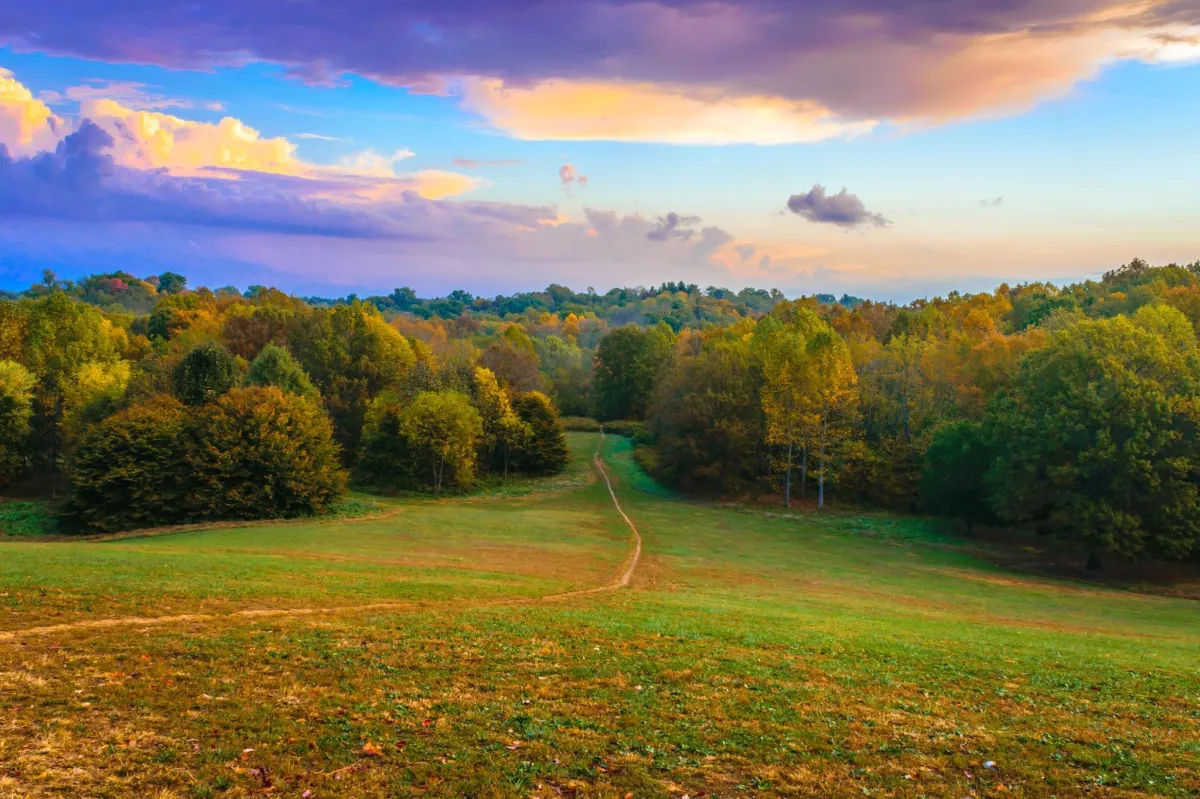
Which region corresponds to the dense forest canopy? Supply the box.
[4,259,1200,565]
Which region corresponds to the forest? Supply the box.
[3,258,1200,567]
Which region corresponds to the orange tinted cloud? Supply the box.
[0,68,63,155]
[461,78,877,145]
[66,94,480,199]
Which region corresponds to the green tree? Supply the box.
[986,316,1200,565]
[920,420,993,534]
[174,341,243,405]
[246,343,319,399]
[594,324,675,421]
[188,387,346,519]
[66,396,191,533]
[646,335,766,495]
[289,304,416,457]
[511,391,569,475]
[399,391,483,494]
[20,292,125,479]
[156,271,188,294]
[356,392,419,489]
[0,360,36,485]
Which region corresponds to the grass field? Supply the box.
[1,433,1198,798]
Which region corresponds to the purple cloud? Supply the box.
[647,212,702,241]
[786,185,890,229]
[1,1,1193,123]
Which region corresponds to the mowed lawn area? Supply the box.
[1,434,1197,798]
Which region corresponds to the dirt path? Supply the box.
[542,435,643,599]
[0,435,642,642]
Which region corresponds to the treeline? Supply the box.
[6,257,1200,564]
[598,258,1200,567]
[0,284,570,533]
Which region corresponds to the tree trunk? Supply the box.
[800,446,808,499]
[784,442,792,508]
[818,415,826,510]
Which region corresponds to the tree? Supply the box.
[188,387,346,519]
[20,291,125,479]
[594,324,675,421]
[174,341,243,405]
[0,360,36,486]
[986,316,1200,565]
[479,338,546,393]
[66,396,191,533]
[399,391,483,494]
[646,335,766,495]
[756,308,827,506]
[246,343,319,400]
[800,328,859,509]
[288,304,416,457]
[356,392,419,489]
[156,271,188,294]
[472,367,528,480]
[920,420,993,534]
[60,360,132,456]
[510,391,569,475]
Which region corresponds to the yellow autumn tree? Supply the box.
[797,328,859,509]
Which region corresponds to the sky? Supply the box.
[1,1,1199,302]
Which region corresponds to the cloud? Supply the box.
[559,162,588,193]
[460,78,877,145]
[0,68,64,156]
[38,80,196,111]
[786,185,891,229]
[980,196,1004,207]
[295,132,341,141]
[0,70,479,202]
[647,212,702,242]
[2,2,1198,144]
[338,148,416,176]
[452,157,522,167]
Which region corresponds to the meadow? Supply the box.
[1,433,1197,798]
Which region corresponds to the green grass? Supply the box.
[1,432,1197,797]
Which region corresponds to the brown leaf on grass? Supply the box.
[361,741,383,757]
[249,766,271,787]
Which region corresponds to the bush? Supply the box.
[246,343,318,399]
[561,416,601,432]
[601,419,643,438]
[66,396,191,533]
[511,391,569,475]
[174,341,243,405]
[189,387,347,520]
[1,500,59,536]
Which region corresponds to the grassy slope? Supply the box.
[0,433,1197,798]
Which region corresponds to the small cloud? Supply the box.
[339,148,415,176]
[203,102,225,112]
[786,184,890,228]
[559,162,588,194]
[453,157,522,168]
[980,196,1003,207]
[734,243,757,261]
[295,133,341,141]
[647,212,702,242]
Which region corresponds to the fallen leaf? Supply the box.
[361,741,383,757]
